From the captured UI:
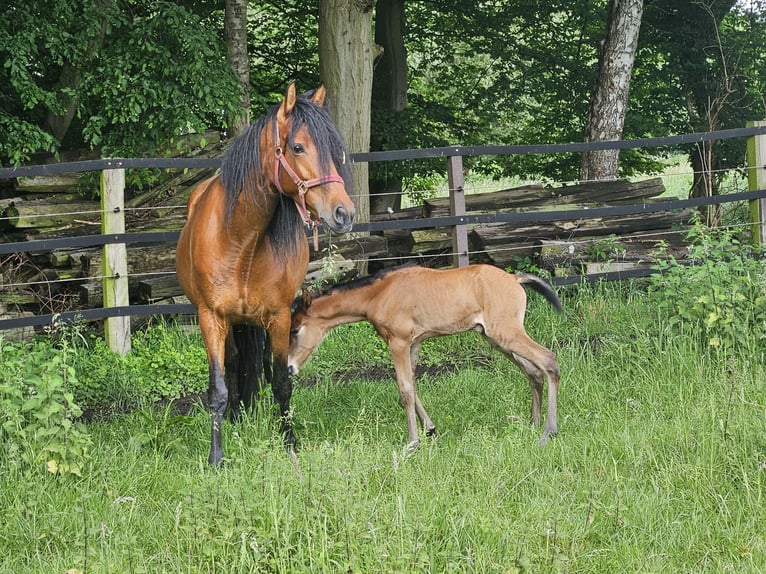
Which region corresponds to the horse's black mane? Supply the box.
[219,90,353,258]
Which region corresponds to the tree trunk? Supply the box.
[318,0,377,225]
[45,4,109,143]
[224,0,251,138]
[370,0,407,214]
[580,0,644,182]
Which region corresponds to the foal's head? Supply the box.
[287,290,325,375]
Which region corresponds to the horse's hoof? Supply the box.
[406,440,420,454]
[426,427,438,439]
[208,455,225,467]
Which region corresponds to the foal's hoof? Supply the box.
[538,431,556,447]
[426,427,438,439]
[406,439,421,454]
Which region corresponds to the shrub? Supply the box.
[647,223,766,350]
[0,337,92,476]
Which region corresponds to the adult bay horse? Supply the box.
[177,83,355,465]
[288,264,561,450]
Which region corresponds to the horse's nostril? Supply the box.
[334,205,352,225]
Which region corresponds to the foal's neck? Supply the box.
[315,287,371,327]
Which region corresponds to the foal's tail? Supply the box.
[517,273,563,313]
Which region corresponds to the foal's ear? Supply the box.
[278,82,298,123]
[310,84,327,107]
[300,289,313,309]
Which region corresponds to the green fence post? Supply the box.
[101,167,131,355]
[747,120,766,246]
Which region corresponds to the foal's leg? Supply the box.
[389,339,421,450]
[199,309,230,466]
[486,327,560,445]
[509,354,544,426]
[266,308,296,451]
[409,342,436,437]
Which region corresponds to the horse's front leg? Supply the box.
[409,342,436,438]
[199,310,229,466]
[267,311,297,451]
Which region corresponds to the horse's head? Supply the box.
[274,83,355,234]
[287,290,327,375]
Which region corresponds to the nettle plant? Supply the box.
[0,335,92,477]
[648,223,766,350]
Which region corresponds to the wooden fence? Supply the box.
[1,124,766,353]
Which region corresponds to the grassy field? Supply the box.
[2,279,765,573]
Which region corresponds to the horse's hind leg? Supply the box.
[487,327,560,445]
[266,311,297,451]
[509,354,544,426]
[224,329,242,421]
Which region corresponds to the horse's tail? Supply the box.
[516,273,563,313]
[230,324,272,410]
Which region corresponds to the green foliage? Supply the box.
[130,401,197,458]
[67,322,208,409]
[1,1,241,164]
[648,223,766,349]
[584,235,626,262]
[0,336,92,477]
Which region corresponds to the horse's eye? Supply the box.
[292,144,305,154]
[290,327,300,336]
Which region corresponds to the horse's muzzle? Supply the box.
[331,204,355,233]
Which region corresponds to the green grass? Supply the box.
[2,285,766,572]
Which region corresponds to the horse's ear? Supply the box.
[278,82,298,123]
[311,84,327,107]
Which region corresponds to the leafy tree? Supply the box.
[0,0,242,164]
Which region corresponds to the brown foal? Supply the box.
[288,264,562,449]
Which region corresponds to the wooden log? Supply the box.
[551,177,665,204]
[15,174,82,194]
[79,279,142,307]
[136,274,182,302]
[423,179,665,218]
[303,254,358,289]
[411,228,452,254]
[0,308,36,342]
[423,184,549,217]
[4,200,100,229]
[369,205,424,221]
[1,291,38,305]
[469,207,695,248]
[80,244,178,279]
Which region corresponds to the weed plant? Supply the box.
[1,248,765,572]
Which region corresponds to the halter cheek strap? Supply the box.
[273,120,345,228]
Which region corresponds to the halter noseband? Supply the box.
[273,119,345,227]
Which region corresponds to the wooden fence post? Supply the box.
[447,154,469,267]
[101,167,131,355]
[747,120,766,246]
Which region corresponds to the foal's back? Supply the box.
[367,265,527,339]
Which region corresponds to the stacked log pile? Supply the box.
[1,165,692,326]
[403,177,693,272]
